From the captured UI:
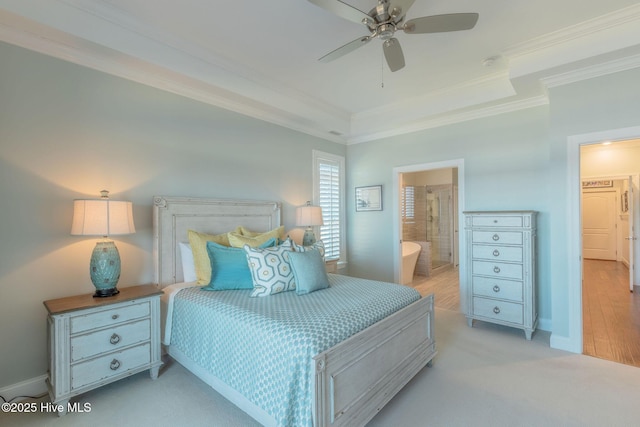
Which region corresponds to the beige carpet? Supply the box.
[3,308,640,426]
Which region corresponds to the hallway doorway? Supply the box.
[580,140,640,367]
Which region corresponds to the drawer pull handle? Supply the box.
[112,314,119,320]
[109,333,121,345]
[493,306,501,314]
[110,359,121,371]
[493,249,500,257]
[492,234,500,241]
[493,266,501,274]
[493,285,500,293]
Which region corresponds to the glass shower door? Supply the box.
[426,185,452,269]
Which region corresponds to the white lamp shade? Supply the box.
[71,199,135,236]
[296,205,324,227]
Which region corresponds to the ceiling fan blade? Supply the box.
[403,13,479,34]
[388,0,417,22]
[383,38,405,72]
[307,0,372,26]
[319,36,372,63]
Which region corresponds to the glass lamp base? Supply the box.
[302,228,317,247]
[90,241,121,298]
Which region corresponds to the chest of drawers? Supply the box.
[464,211,537,340]
[44,285,163,415]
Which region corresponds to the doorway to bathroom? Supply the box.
[393,159,465,313]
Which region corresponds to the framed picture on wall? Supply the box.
[356,185,382,211]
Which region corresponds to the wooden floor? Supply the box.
[410,265,460,311]
[583,259,640,367]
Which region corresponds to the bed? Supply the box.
[153,196,436,427]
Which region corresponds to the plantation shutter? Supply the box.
[318,160,341,260]
[314,151,344,262]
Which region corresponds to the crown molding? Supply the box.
[504,4,640,59]
[347,95,549,145]
[541,52,640,89]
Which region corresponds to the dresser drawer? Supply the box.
[472,244,523,262]
[472,276,523,302]
[472,231,522,245]
[473,297,523,325]
[472,260,523,280]
[70,301,150,334]
[470,215,524,228]
[71,343,151,390]
[71,319,151,362]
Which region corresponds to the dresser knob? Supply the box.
[112,314,119,320]
[110,333,121,345]
[493,266,501,274]
[493,285,500,293]
[493,249,500,257]
[492,234,500,241]
[493,306,501,314]
[110,359,121,371]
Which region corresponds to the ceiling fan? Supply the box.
[308,0,479,72]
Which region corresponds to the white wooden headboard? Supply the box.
[152,196,281,287]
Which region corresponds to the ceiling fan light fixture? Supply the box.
[378,23,396,40]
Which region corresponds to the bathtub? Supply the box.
[401,241,422,285]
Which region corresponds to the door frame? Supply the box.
[563,125,640,353]
[392,159,466,312]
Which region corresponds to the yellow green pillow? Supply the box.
[228,225,285,248]
[188,228,240,285]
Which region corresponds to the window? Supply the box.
[402,185,415,221]
[313,150,345,262]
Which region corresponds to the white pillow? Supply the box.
[179,242,197,283]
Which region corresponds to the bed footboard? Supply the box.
[313,294,436,427]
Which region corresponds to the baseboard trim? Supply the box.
[537,316,551,332]
[0,374,48,402]
[550,334,581,354]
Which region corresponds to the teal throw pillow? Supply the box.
[202,238,276,291]
[288,249,330,295]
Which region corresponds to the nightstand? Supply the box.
[325,258,338,273]
[43,285,163,415]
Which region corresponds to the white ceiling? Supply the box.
[1,0,640,144]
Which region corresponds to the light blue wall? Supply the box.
[346,107,551,324]
[0,42,345,388]
[346,67,640,345]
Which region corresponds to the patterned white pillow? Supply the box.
[244,239,296,297]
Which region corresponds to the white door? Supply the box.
[582,190,617,260]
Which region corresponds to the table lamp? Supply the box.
[71,190,135,297]
[296,201,324,246]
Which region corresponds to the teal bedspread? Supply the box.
[169,274,421,427]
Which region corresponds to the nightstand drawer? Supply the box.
[71,343,151,390]
[472,260,523,280]
[473,297,523,325]
[472,277,523,302]
[70,301,150,334]
[71,319,150,362]
[472,231,522,245]
[472,244,523,262]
